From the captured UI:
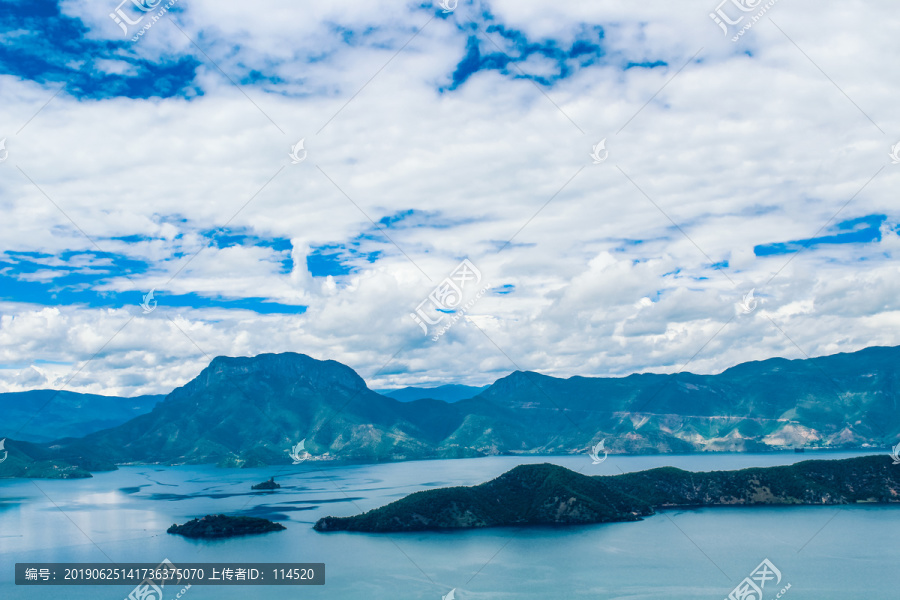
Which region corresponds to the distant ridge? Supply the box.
[377,384,488,403]
[0,390,163,442]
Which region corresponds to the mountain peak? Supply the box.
[199,352,369,392]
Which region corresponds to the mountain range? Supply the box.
[0,390,162,442]
[2,345,899,478]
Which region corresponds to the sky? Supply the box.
[0,0,898,396]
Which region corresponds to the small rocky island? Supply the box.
[251,476,281,490]
[168,514,286,539]
[314,455,900,533]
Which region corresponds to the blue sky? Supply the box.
[0,0,898,394]
[1,0,614,99]
[754,214,888,256]
[0,0,200,99]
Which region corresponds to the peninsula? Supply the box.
[314,455,899,532]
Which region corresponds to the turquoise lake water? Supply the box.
[0,451,896,599]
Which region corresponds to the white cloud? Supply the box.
[0,0,898,395]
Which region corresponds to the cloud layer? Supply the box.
[0,0,898,395]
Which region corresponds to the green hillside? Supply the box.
[314,455,900,532]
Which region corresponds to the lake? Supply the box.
[0,451,896,599]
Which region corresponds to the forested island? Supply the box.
[314,455,900,533]
[251,476,281,490]
[168,514,286,538]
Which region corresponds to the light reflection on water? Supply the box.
[0,451,895,599]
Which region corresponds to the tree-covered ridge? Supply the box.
[314,455,900,533]
[614,454,900,506]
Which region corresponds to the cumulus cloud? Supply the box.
[0,0,897,395]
